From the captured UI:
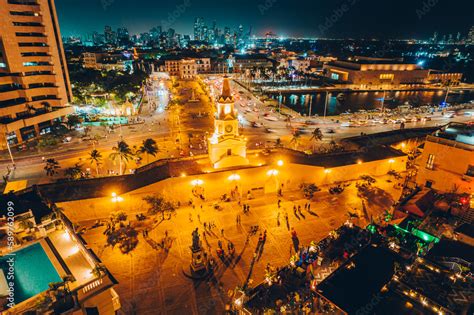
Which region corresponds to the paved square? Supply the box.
[78,175,401,314]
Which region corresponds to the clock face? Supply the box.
[225,124,233,133]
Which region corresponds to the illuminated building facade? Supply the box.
[416,123,474,194]
[0,0,74,149]
[0,190,121,314]
[164,57,211,79]
[323,56,430,86]
[208,77,248,169]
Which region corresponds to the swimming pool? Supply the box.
[0,242,62,304]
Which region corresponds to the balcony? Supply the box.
[21,64,54,73]
[25,86,59,98]
[0,97,27,108]
[21,55,52,64]
[1,106,74,132]
[8,0,39,4]
[0,103,27,117]
[0,83,23,93]
[16,36,47,44]
[0,89,24,101]
[21,73,56,86]
[13,25,46,34]
[18,45,50,55]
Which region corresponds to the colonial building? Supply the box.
[208,77,248,169]
[164,57,210,79]
[81,52,133,72]
[416,122,473,194]
[0,0,74,149]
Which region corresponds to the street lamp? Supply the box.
[4,133,15,168]
[111,192,123,203]
[191,179,204,186]
[228,174,241,181]
[277,160,284,166]
[267,169,279,176]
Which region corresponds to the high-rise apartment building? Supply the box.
[467,26,474,45]
[0,0,74,149]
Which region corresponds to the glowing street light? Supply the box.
[388,159,395,164]
[277,160,284,166]
[228,174,241,181]
[324,169,332,174]
[267,169,279,176]
[191,179,204,186]
[111,192,123,203]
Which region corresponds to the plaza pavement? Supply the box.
[78,174,403,314]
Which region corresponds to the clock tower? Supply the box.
[208,77,248,169]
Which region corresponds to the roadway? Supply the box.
[1,75,472,187]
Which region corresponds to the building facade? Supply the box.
[0,0,74,149]
[81,52,133,72]
[290,58,311,73]
[164,57,210,79]
[323,57,430,86]
[416,123,473,194]
[0,190,121,314]
[232,54,274,73]
[426,70,463,85]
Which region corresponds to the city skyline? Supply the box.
[57,0,474,39]
[1,1,473,314]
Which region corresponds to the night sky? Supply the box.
[57,0,474,39]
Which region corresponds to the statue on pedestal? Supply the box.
[191,228,201,251]
[189,227,209,276]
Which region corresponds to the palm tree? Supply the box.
[290,131,301,150]
[88,149,102,175]
[310,128,323,141]
[309,128,323,152]
[66,114,81,130]
[139,138,159,163]
[109,141,133,175]
[64,163,82,180]
[44,158,60,177]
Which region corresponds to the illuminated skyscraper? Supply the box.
[467,26,474,45]
[193,17,204,40]
[0,0,73,149]
[104,25,116,45]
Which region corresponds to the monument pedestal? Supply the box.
[183,228,212,279]
[190,247,207,273]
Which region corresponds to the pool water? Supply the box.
[0,242,62,304]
